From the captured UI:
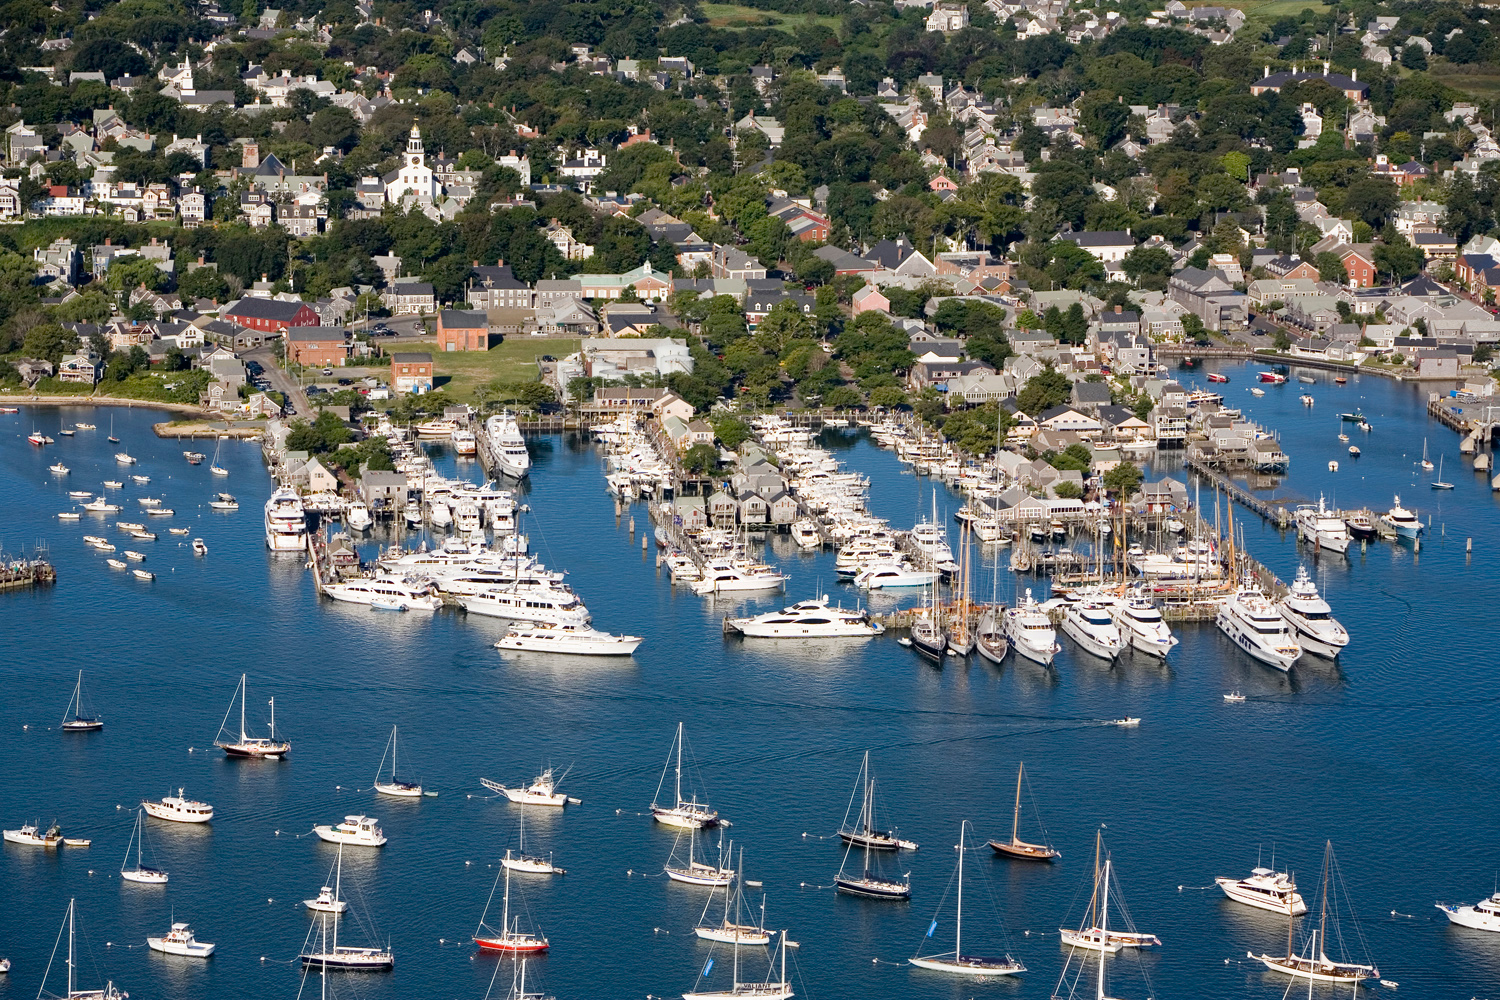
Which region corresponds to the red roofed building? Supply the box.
[225,297,321,332]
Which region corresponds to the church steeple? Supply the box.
[407,125,425,166]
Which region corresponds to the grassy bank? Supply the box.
[413,338,577,404]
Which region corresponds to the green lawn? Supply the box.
[1214,0,1333,33]
[1427,59,1500,102]
[698,3,842,33]
[415,338,578,404]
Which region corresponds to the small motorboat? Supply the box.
[147,507,175,516]
[1328,461,1339,472]
[1224,691,1246,703]
[116,521,145,532]
[1250,387,1265,396]
[169,527,190,535]
[192,538,208,555]
[1206,373,1228,383]
[133,570,155,581]
[76,423,94,430]
[68,490,92,498]
[115,453,137,465]
[103,480,123,488]
[370,597,408,612]
[124,550,146,561]
[62,838,91,847]
[1338,412,1365,422]
[1334,376,1347,384]
[58,429,74,437]
[1297,375,1316,384]
[49,463,69,475]
[1299,394,1314,405]
[184,451,206,464]
[58,511,81,521]
[131,475,149,484]
[1112,717,1141,728]
[138,497,162,506]
[106,559,127,570]
[130,530,157,541]
[1348,446,1360,457]
[210,493,238,511]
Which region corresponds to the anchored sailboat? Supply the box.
[1253,840,1379,984]
[299,844,393,970]
[682,928,795,999]
[39,900,126,1000]
[1053,857,1150,1000]
[473,859,549,953]
[213,673,289,759]
[651,722,722,829]
[909,820,1026,976]
[120,807,168,884]
[1058,832,1160,953]
[837,751,917,852]
[834,775,911,900]
[696,848,772,945]
[60,671,103,732]
[666,828,735,887]
[501,812,565,875]
[988,763,1060,861]
[373,725,421,797]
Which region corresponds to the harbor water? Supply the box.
[1,362,1497,1000]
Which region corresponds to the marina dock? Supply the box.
[0,558,56,591]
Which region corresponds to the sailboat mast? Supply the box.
[332,844,342,953]
[502,855,512,936]
[1088,830,1101,929]
[270,697,276,740]
[1097,858,1111,1000]
[239,674,247,741]
[863,780,875,876]
[1318,841,1330,961]
[862,752,872,835]
[1012,764,1023,844]
[675,722,684,806]
[67,898,75,997]
[955,821,965,958]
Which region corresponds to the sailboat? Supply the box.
[38,900,126,999]
[910,820,1026,976]
[120,807,168,884]
[682,929,795,999]
[210,437,229,477]
[1432,455,1454,490]
[696,848,772,945]
[834,775,911,900]
[908,581,946,660]
[213,673,290,759]
[107,415,118,444]
[1421,438,1434,471]
[501,812,565,875]
[976,543,1008,664]
[60,671,103,732]
[947,521,974,655]
[473,859,549,953]
[650,722,722,829]
[373,725,421,797]
[837,751,917,851]
[665,828,735,887]
[299,844,394,970]
[1058,832,1160,952]
[1253,841,1379,984]
[988,763,1060,861]
[1052,857,1146,1000]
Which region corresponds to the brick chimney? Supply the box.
[497,258,504,267]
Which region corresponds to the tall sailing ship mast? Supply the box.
[988,763,1060,861]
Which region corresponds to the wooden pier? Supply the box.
[1183,456,1293,527]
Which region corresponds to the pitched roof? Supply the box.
[226,298,311,320]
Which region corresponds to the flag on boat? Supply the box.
[702,958,713,976]
[927,919,938,938]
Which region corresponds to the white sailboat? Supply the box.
[473,859,549,954]
[1253,841,1379,985]
[120,807,168,884]
[837,752,917,851]
[501,813,565,875]
[60,671,103,732]
[910,820,1026,976]
[213,673,290,759]
[682,930,795,1000]
[209,437,229,477]
[651,722,721,829]
[299,844,394,970]
[1052,857,1148,1000]
[373,725,422,797]
[666,828,736,887]
[833,776,911,900]
[1058,833,1160,952]
[39,900,126,999]
[696,848,772,945]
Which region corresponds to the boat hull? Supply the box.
[1437,902,1500,931]
[1009,636,1058,666]
[147,938,215,957]
[121,868,169,884]
[1256,953,1375,984]
[1216,878,1306,915]
[694,924,772,945]
[300,948,393,970]
[838,830,917,852]
[217,741,290,759]
[834,876,910,899]
[374,782,423,798]
[665,866,734,887]
[908,954,1026,976]
[1060,617,1121,660]
[988,839,1059,862]
[976,634,1009,664]
[313,828,386,847]
[473,935,548,954]
[141,803,213,824]
[652,805,719,829]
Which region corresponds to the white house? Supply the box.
[384,125,441,204]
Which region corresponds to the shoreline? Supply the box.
[2,394,209,417]
[1154,345,1472,384]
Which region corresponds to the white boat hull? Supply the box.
[1255,953,1374,984]
[121,868,169,884]
[652,805,718,830]
[147,937,215,957]
[666,866,734,887]
[1060,616,1122,660]
[503,856,564,875]
[1216,878,1306,915]
[909,954,1025,977]
[1217,610,1300,671]
[496,633,643,655]
[313,829,386,847]
[1437,902,1500,931]
[142,803,213,824]
[374,782,423,798]
[694,925,772,945]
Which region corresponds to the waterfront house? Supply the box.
[361,470,408,510]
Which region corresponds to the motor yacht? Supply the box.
[147,922,215,958]
[724,596,883,638]
[1277,566,1349,658]
[689,558,788,595]
[853,561,940,589]
[480,768,572,807]
[792,519,821,548]
[495,620,643,656]
[1437,891,1500,931]
[1294,495,1349,554]
[322,574,444,612]
[909,520,958,574]
[1060,600,1123,659]
[346,502,373,531]
[415,418,458,438]
[264,487,308,551]
[313,815,386,847]
[485,412,532,479]
[1216,582,1302,671]
[209,493,238,511]
[1004,590,1059,665]
[1109,594,1178,657]
[142,789,213,824]
[82,498,121,513]
[304,884,348,913]
[451,427,478,456]
[1216,866,1307,916]
[1381,495,1423,538]
[458,585,591,626]
[115,452,137,465]
[1344,511,1376,540]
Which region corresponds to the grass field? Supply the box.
[419,338,578,404]
[698,3,842,33]
[1214,0,1333,33]
[1428,59,1500,101]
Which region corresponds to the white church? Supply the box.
[384,125,441,204]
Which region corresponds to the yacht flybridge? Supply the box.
[1277,566,1349,659]
[651,723,722,830]
[213,674,290,758]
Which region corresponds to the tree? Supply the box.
[1400,45,1427,71]
[1102,462,1142,496]
[710,416,752,450]
[823,384,863,409]
[1315,251,1346,283]
[1122,245,1173,290]
[1016,364,1072,415]
[22,324,77,365]
[1053,480,1084,500]
[106,257,169,294]
[682,443,719,474]
[869,385,909,409]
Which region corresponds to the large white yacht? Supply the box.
[485,412,532,479]
[908,520,958,574]
[1381,494,1423,538]
[1294,495,1350,554]
[1109,594,1178,657]
[1216,866,1307,915]
[689,558,788,595]
[1277,566,1349,658]
[1004,590,1059,665]
[322,574,444,612]
[458,585,591,625]
[1216,581,1302,670]
[495,620,643,656]
[1060,600,1123,659]
[853,561,940,589]
[725,596,883,638]
[263,487,307,551]
[141,789,213,824]
[313,815,386,847]
[1437,891,1500,931]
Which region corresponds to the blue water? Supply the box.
[0,369,1497,1000]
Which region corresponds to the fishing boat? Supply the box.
[472,861,549,953]
[837,752,917,852]
[651,723,722,829]
[3,822,63,847]
[665,828,735,887]
[75,422,94,429]
[60,671,103,732]
[115,452,136,465]
[304,847,350,914]
[39,901,126,999]
[1253,841,1379,985]
[1223,691,1246,703]
[501,813,565,875]
[910,820,1026,976]
[147,921,215,958]
[210,493,238,511]
[989,763,1060,861]
[49,462,69,475]
[1058,832,1160,952]
[833,775,911,900]
[313,815,386,847]
[696,848,771,945]
[213,673,290,759]
[1337,411,1365,422]
[142,789,213,824]
[372,725,422,797]
[300,843,394,970]
[120,807,168,884]
[123,550,145,561]
[192,538,208,555]
[481,767,574,807]
[131,474,149,484]
[132,569,154,581]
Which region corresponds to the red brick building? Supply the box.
[391,352,433,394]
[436,309,490,352]
[1340,245,1377,288]
[226,297,321,331]
[286,326,350,366]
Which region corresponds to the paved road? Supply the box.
[242,347,310,417]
